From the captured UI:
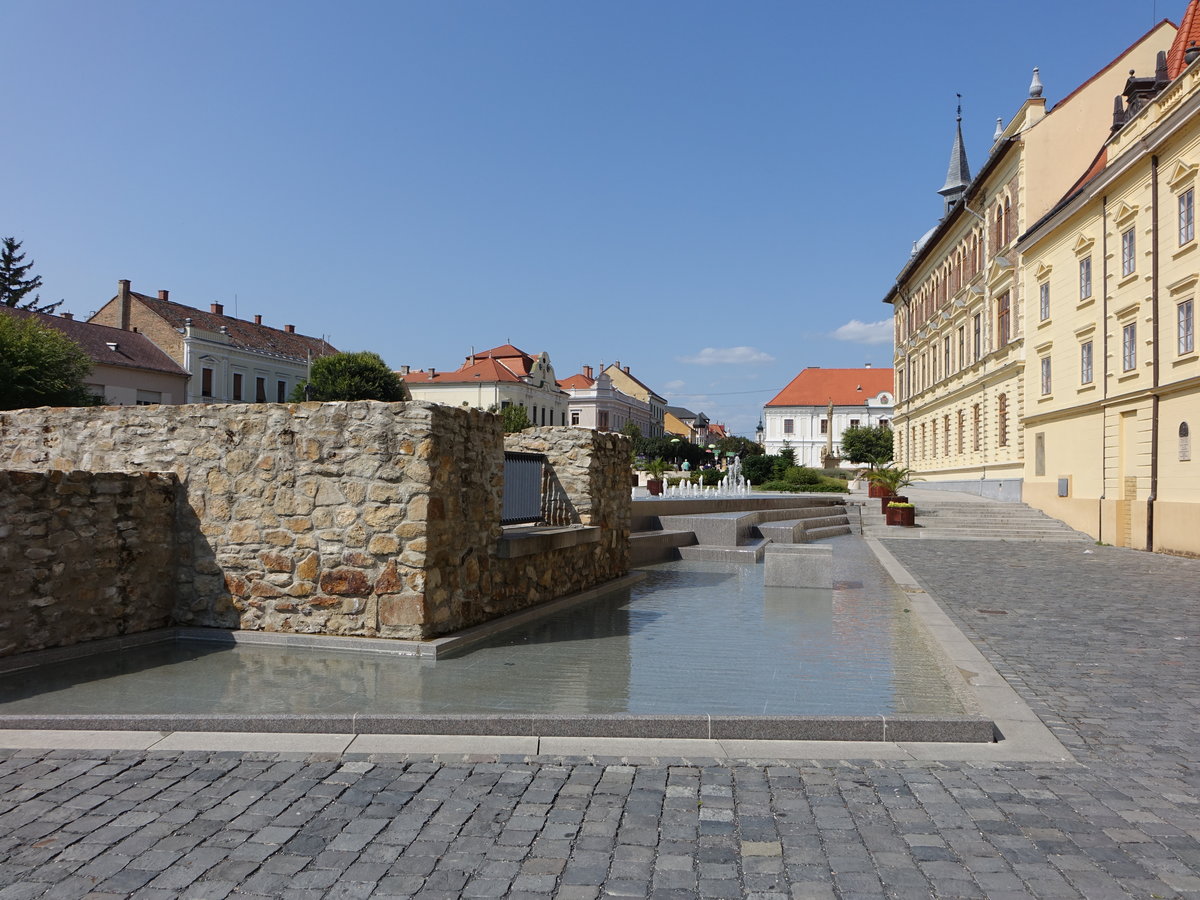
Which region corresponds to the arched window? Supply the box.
[1181,422,1192,462]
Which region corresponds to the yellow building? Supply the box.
[884,21,1174,502]
[1018,9,1200,554]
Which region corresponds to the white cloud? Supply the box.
[831,319,893,345]
[677,346,775,366]
[663,380,686,392]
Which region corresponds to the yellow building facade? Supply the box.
[1019,40,1200,554]
[884,22,1174,504]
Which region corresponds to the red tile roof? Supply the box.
[405,356,526,385]
[558,373,595,390]
[1,307,189,376]
[766,368,894,407]
[129,293,336,361]
[1168,0,1200,77]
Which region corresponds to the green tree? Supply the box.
[0,313,98,409]
[0,237,61,314]
[715,435,762,459]
[620,422,642,440]
[290,351,410,402]
[840,424,894,468]
[500,404,531,432]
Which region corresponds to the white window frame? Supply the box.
[1180,188,1195,246]
[1079,256,1092,300]
[1081,341,1094,384]
[1039,282,1050,321]
[1121,229,1136,277]
[1123,323,1137,371]
[1180,299,1195,355]
[1040,356,1052,395]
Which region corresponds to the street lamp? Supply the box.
[669,437,680,467]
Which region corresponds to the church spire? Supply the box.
[937,97,971,215]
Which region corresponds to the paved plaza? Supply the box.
[1,540,1199,898]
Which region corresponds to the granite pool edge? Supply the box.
[0,713,996,743]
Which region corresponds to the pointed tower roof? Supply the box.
[937,100,971,213]
[1167,0,1200,78]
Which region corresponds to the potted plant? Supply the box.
[867,465,921,513]
[886,501,916,527]
[644,457,671,496]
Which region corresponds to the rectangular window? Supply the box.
[998,394,1008,447]
[849,419,860,428]
[1180,188,1195,245]
[255,377,266,403]
[201,367,214,398]
[1039,282,1050,321]
[957,326,965,370]
[1122,228,1136,276]
[1081,341,1094,384]
[957,410,965,454]
[1180,299,1195,354]
[232,373,243,402]
[597,410,608,430]
[1041,357,1052,395]
[783,418,794,434]
[943,335,951,375]
[972,405,980,451]
[570,410,580,426]
[944,415,950,454]
[1080,256,1092,299]
[1123,323,1137,371]
[997,293,1011,346]
[820,419,828,435]
[277,380,286,402]
[135,390,161,406]
[973,313,982,361]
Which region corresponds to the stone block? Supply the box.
[763,544,832,588]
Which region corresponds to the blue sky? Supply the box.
[5,0,1179,436]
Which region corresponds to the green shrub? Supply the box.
[820,468,851,480]
[784,466,821,485]
[742,455,775,484]
[757,480,800,493]
[806,482,850,493]
[667,477,682,487]
[701,468,723,486]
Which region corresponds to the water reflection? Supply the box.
[0,550,964,717]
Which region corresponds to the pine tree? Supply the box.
[0,237,61,314]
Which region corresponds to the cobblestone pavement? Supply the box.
[0,541,1198,899]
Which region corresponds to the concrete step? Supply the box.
[678,537,769,563]
[758,515,849,544]
[802,524,852,542]
[630,529,697,566]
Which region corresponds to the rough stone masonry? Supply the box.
[0,401,630,653]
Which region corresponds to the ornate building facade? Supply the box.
[884,22,1174,501]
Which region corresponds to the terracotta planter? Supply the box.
[647,478,664,496]
[879,493,903,514]
[886,504,915,526]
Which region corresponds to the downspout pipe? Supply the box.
[1100,197,1109,541]
[1149,155,1161,551]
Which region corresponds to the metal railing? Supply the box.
[502,451,545,525]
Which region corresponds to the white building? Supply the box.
[89,281,337,404]
[403,344,568,426]
[559,365,653,433]
[760,367,894,466]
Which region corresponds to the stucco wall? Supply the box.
[0,470,179,657]
[0,402,630,642]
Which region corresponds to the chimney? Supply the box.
[864,362,872,368]
[613,360,620,370]
[60,312,74,320]
[429,367,436,377]
[157,289,169,301]
[624,365,630,374]
[118,279,132,331]
[254,314,262,325]
[583,365,593,379]
[210,302,224,316]
[400,365,410,375]
[284,324,295,333]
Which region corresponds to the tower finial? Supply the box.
[994,117,1004,141]
[938,97,971,215]
[1029,67,1044,99]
